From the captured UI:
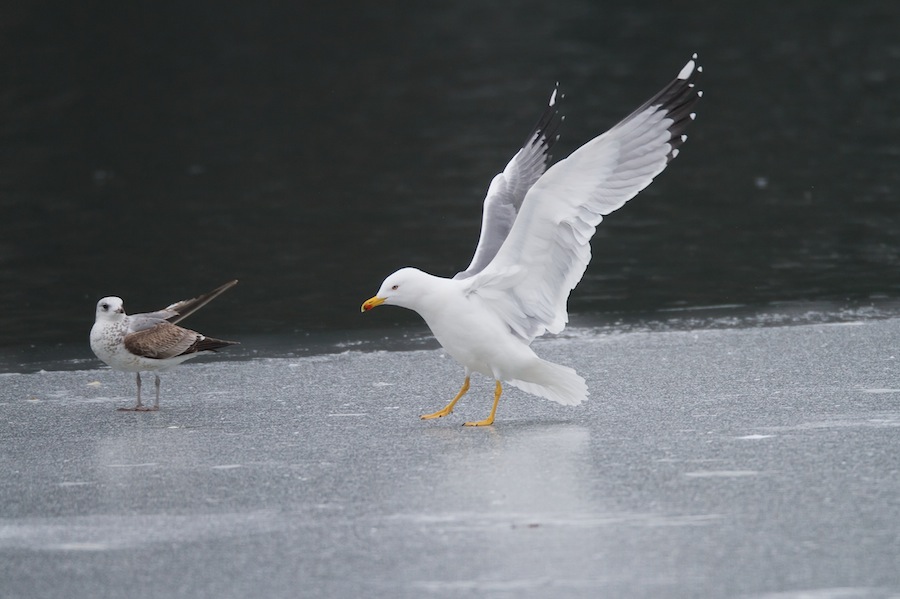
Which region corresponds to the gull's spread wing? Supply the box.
[466,55,702,341]
[130,280,238,328]
[454,85,563,280]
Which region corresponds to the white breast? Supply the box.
[421,290,537,380]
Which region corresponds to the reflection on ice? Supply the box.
[419,424,594,514]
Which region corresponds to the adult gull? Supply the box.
[362,55,702,425]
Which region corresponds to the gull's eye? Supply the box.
[391,285,399,291]
[101,303,109,311]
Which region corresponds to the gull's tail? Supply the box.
[508,358,588,406]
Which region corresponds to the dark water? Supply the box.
[2,2,900,353]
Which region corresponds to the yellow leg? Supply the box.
[421,377,470,420]
[464,381,502,427]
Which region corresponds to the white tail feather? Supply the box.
[508,359,588,406]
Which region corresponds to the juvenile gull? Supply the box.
[362,55,702,426]
[90,280,239,411]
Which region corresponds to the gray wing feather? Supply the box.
[130,280,238,326]
[454,85,563,280]
[162,279,238,324]
[126,314,169,333]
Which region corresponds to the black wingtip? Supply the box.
[521,82,564,161]
[603,54,703,164]
[664,56,703,161]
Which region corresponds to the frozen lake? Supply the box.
[2,317,899,598]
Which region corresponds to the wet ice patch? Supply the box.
[861,388,900,394]
[734,434,774,440]
[0,511,285,551]
[411,578,553,593]
[387,510,719,531]
[47,542,110,551]
[763,416,900,432]
[750,587,884,599]
[684,470,759,478]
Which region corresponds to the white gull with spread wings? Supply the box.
[90,280,239,411]
[362,55,702,426]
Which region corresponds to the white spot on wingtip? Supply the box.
[681,134,687,142]
[692,52,698,59]
[549,87,558,107]
[697,90,704,97]
[689,112,696,120]
[677,59,695,80]
[671,148,680,158]
[697,66,704,73]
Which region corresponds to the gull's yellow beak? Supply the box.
[361,295,386,312]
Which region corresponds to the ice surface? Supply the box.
[2,319,900,598]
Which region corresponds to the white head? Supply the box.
[361,267,438,313]
[95,296,126,322]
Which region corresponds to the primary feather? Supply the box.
[454,83,563,280]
